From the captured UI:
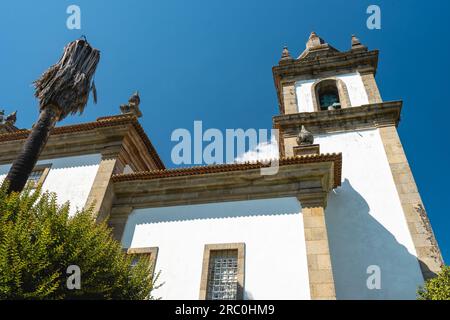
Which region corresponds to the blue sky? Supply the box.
[0,1,449,262]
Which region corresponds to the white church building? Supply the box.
[0,32,443,300]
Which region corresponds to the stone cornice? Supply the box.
[273,101,402,136]
[0,114,164,170]
[274,50,379,76]
[113,154,342,188]
[110,154,342,212]
[272,49,379,114]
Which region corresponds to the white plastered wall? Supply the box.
[0,154,101,216]
[315,129,424,299]
[121,197,311,300]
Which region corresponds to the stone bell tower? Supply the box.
[272,32,443,299]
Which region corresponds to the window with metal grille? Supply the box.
[206,249,239,300]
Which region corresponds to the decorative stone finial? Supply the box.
[120,91,142,118]
[128,91,140,106]
[279,46,294,64]
[351,34,361,46]
[308,31,317,40]
[351,34,367,51]
[306,31,325,49]
[6,111,17,125]
[0,110,19,133]
[297,31,337,60]
[296,125,314,146]
[0,110,17,126]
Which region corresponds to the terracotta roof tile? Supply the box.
[0,114,165,169]
[112,153,342,188]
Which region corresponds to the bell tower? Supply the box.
[273,32,443,299]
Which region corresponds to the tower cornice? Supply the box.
[273,100,402,137]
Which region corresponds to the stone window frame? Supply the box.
[311,78,351,111]
[199,243,245,300]
[27,163,52,188]
[126,247,159,275]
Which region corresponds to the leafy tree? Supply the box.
[0,184,160,299]
[418,266,450,300]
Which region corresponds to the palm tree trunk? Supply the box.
[4,105,59,194]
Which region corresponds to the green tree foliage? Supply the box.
[0,184,160,299]
[418,266,450,300]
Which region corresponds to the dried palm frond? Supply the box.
[33,39,100,121]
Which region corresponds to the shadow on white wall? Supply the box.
[326,178,426,299]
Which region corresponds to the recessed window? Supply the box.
[316,80,341,111]
[199,243,245,300]
[126,247,158,274]
[207,250,239,300]
[27,164,51,188]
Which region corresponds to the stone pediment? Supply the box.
[297,32,340,60]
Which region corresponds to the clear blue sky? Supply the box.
[1,1,449,262]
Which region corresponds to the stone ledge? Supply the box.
[111,159,340,211]
[273,101,402,136]
[112,153,342,190]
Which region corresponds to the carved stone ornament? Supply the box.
[296,125,314,145]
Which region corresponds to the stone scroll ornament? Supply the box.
[3,38,100,194]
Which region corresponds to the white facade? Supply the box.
[120,127,425,300]
[295,72,369,112]
[291,64,425,298]
[0,48,428,300]
[316,129,424,299]
[121,198,311,300]
[118,130,425,300]
[0,154,101,216]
